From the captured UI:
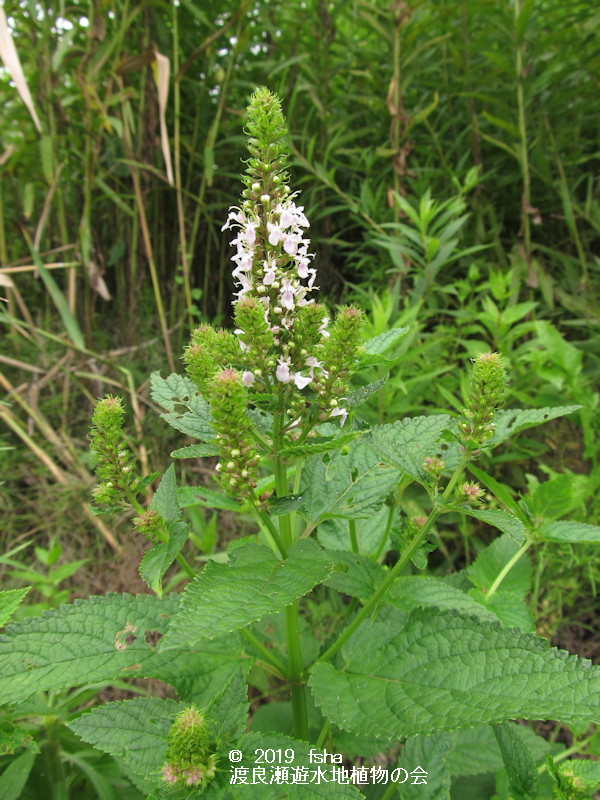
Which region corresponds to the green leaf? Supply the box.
[0,750,37,800]
[458,507,527,545]
[150,372,215,441]
[161,540,333,649]
[528,474,574,521]
[317,505,396,557]
[365,414,451,483]
[309,609,600,739]
[299,441,400,526]
[0,594,179,704]
[325,552,385,601]
[389,576,498,623]
[268,494,304,515]
[547,757,600,797]
[31,250,85,349]
[358,327,408,367]
[493,722,539,799]
[468,588,534,631]
[150,465,180,525]
[539,520,600,544]
[171,444,220,458]
[177,486,243,512]
[69,697,178,784]
[396,732,454,800]
[139,520,189,597]
[281,430,363,457]
[466,534,531,597]
[489,406,581,447]
[207,670,249,747]
[0,588,30,628]
[346,377,388,409]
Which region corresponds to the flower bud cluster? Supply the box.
[459,352,508,451]
[183,325,239,396]
[162,706,218,789]
[132,508,168,542]
[423,456,445,483]
[457,481,485,504]
[207,369,259,497]
[90,396,137,508]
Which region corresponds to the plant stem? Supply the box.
[348,519,359,554]
[485,539,531,602]
[315,719,330,749]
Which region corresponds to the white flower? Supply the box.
[276,358,292,383]
[221,208,245,231]
[234,328,249,351]
[305,356,328,378]
[293,373,312,390]
[319,316,330,338]
[280,279,296,310]
[330,407,348,426]
[267,222,284,246]
[242,371,255,386]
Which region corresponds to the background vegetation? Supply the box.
[1,0,600,795]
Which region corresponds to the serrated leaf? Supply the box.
[0,594,179,704]
[139,520,189,597]
[346,377,388,409]
[389,576,498,623]
[206,670,248,746]
[550,757,600,795]
[177,486,243,512]
[458,507,527,545]
[539,520,600,544]
[161,540,333,649]
[281,430,363,457]
[299,441,400,527]
[493,722,539,799]
[150,372,215,441]
[365,415,451,483]
[0,587,30,628]
[489,405,581,447]
[171,444,220,458]
[69,697,178,783]
[362,327,408,356]
[309,609,600,739]
[396,732,454,800]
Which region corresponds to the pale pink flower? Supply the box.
[242,371,255,386]
[276,358,292,383]
[293,373,312,390]
[330,407,348,426]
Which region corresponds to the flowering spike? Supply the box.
[90,395,138,508]
[161,706,218,790]
[459,352,508,450]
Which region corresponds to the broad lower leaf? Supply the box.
[299,441,400,527]
[468,588,534,632]
[489,405,581,447]
[207,670,249,747]
[364,414,451,483]
[0,594,179,704]
[458,507,527,545]
[161,540,333,649]
[0,587,30,628]
[150,372,215,441]
[539,520,600,544]
[69,697,178,782]
[493,722,539,799]
[389,576,498,623]
[309,609,600,739]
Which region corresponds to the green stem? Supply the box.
[380,780,400,800]
[249,504,285,559]
[241,628,288,679]
[348,519,359,554]
[315,719,330,749]
[286,603,309,740]
[485,539,531,602]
